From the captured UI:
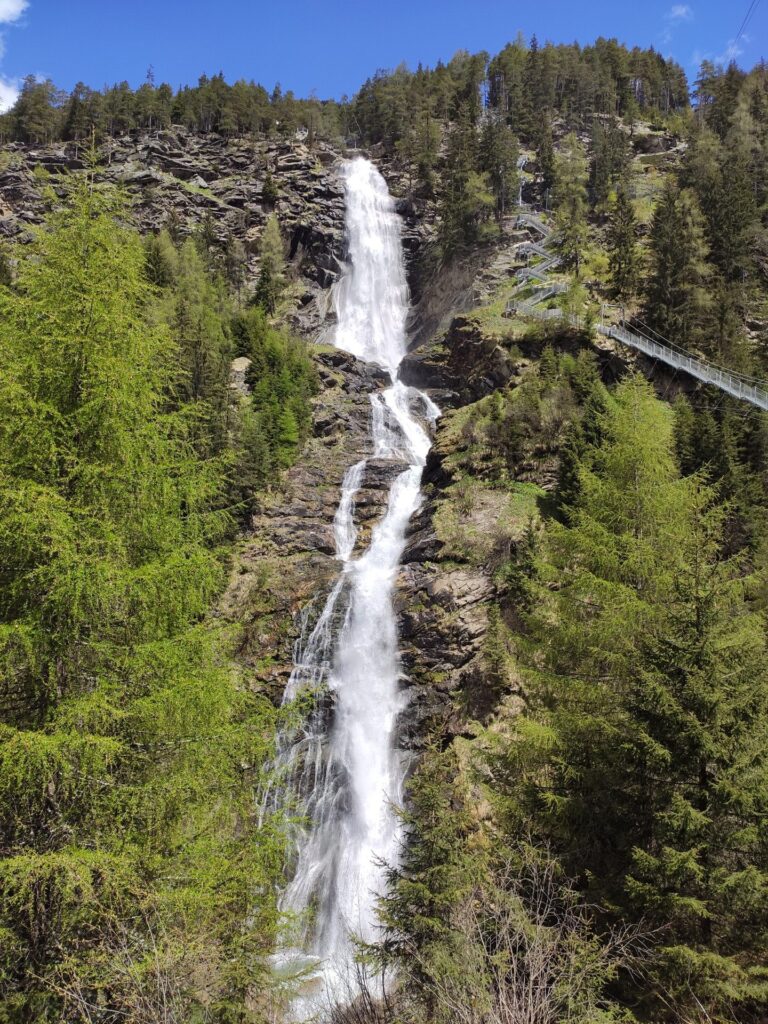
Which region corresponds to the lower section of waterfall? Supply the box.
[275,382,437,1017]
[273,155,437,1018]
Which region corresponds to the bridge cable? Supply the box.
[735,0,761,43]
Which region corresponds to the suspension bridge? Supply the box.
[507,208,768,412]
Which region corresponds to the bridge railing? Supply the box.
[515,212,553,236]
[510,282,568,312]
[597,323,768,411]
[520,241,552,259]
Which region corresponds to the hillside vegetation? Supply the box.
[0,34,767,1024]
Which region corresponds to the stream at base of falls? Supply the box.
[272,156,439,1017]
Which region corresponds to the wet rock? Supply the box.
[403,315,519,406]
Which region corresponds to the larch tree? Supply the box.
[254,212,285,313]
[0,178,285,1021]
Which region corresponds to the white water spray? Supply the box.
[276,157,438,1013]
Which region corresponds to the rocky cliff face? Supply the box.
[220,225,574,754]
[0,130,355,334]
[0,130,433,335]
[0,128,612,751]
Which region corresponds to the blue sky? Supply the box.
[0,0,765,110]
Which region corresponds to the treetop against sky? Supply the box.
[0,0,764,111]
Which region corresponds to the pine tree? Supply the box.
[377,747,483,1003]
[645,182,711,349]
[713,115,759,283]
[606,182,638,298]
[262,169,279,206]
[589,116,630,210]
[437,102,496,255]
[536,116,556,198]
[479,113,519,220]
[223,233,247,299]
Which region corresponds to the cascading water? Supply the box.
[517,153,527,207]
[275,157,438,1013]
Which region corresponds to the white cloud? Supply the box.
[0,0,28,24]
[0,0,28,110]
[0,76,19,110]
[717,36,746,63]
[660,4,693,51]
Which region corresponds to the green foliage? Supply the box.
[231,306,316,502]
[479,113,520,219]
[553,133,589,274]
[262,169,279,205]
[673,394,768,557]
[143,227,178,286]
[606,183,639,299]
[536,116,556,195]
[644,181,711,350]
[160,236,235,455]
[143,223,314,519]
[437,105,496,256]
[492,376,768,1021]
[486,37,688,138]
[0,71,347,143]
[377,749,630,1024]
[589,116,630,209]
[0,178,288,1020]
[253,213,285,314]
[396,110,441,189]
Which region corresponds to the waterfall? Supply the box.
[517,153,526,207]
[275,157,438,1014]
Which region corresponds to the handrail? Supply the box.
[629,316,768,388]
[598,322,768,411]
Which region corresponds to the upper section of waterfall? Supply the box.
[333,158,410,378]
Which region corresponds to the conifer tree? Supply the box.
[0,178,286,1019]
[589,116,630,210]
[377,747,483,1003]
[254,213,285,313]
[496,377,768,1021]
[224,232,247,299]
[167,237,234,452]
[713,118,759,282]
[143,227,178,286]
[262,169,279,206]
[645,182,710,349]
[536,116,556,198]
[479,113,519,220]
[606,183,638,298]
[553,133,589,274]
